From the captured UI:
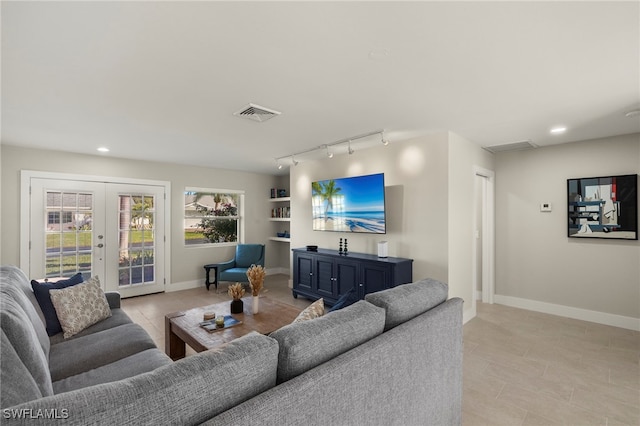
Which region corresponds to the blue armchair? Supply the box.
[214,244,265,289]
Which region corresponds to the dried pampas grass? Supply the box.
[228,282,245,300]
[247,264,266,296]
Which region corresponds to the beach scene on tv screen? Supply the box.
[312,173,386,233]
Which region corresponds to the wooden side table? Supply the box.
[203,264,218,290]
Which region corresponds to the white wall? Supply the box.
[1,145,285,288]
[289,132,494,319]
[495,133,640,327]
[448,132,495,317]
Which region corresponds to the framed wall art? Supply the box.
[567,174,638,240]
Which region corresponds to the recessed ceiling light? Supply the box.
[550,126,567,135]
[97,147,110,152]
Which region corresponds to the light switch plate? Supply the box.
[540,203,552,212]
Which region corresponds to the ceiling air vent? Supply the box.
[484,140,537,153]
[233,103,281,123]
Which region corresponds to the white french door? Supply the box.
[27,176,167,297]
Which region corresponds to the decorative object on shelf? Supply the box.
[306,245,318,252]
[228,283,245,314]
[377,241,388,258]
[278,189,287,197]
[339,238,343,254]
[344,238,348,255]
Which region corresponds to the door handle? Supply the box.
[95,243,104,248]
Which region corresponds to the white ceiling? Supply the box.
[2,1,639,175]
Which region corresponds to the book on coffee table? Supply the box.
[199,315,242,333]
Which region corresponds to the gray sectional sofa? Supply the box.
[1,264,463,425]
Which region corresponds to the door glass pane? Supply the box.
[118,194,155,286]
[44,191,93,279]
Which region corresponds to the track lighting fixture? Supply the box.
[274,129,386,168]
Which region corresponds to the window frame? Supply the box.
[184,187,245,247]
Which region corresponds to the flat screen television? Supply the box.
[312,173,386,233]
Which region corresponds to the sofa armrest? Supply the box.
[1,333,278,425]
[104,292,121,309]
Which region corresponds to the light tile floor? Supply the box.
[463,302,639,426]
[122,276,639,425]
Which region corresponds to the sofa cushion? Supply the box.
[292,298,324,323]
[49,323,157,381]
[50,276,112,339]
[365,278,448,331]
[270,300,385,383]
[0,272,51,359]
[16,333,279,425]
[0,330,44,408]
[49,308,133,345]
[219,268,251,282]
[53,348,172,394]
[0,296,54,399]
[31,273,84,336]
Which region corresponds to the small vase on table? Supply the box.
[252,296,260,314]
[228,283,245,314]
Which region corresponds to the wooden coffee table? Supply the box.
[164,296,301,360]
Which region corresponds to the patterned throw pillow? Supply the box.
[292,298,324,323]
[49,276,112,339]
[31,273,84,336]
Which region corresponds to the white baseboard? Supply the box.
[164,268,291,293]
[463,305,477,325]
[165,279,202,292]
[493,294,640,332]
[266,267,290,276]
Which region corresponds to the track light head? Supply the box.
[325,145,333,158]
[348,140,354,155]
[381,132,389,146]
[292,156,299,166]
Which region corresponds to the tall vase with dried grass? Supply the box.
[247,264,266,314]
[228,283,245,314]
